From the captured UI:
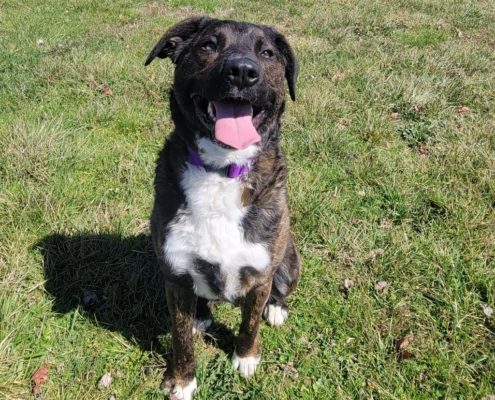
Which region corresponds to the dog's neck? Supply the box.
[188,147,254,179]
[187,137,259,179]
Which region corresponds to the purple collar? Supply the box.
[188,148,254,179]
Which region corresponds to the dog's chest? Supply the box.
[163,165,270,301]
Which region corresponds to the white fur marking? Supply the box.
[232,352,261,378]
[192,318,212,335]
[197,137,259,167]
[163,139,270,302]
[170,378,197,400]
[263,304,288,326]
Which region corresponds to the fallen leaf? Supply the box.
[398,350,415,361]
[367,380,379,389]
[336,117,351,130]
[483,305,493,318]
[98,372,113,390]
[331,72,346,82]
[339,252,352,266]
[457,105,470,114]
[279,363,299,380]
[357,190,366,197]
[418,144,429,158]
[343,279,354,290]
[101,86,113,96]
[395,334,415,361]
[396,334,414,351]
[379,219,393,229]
[390,112,400,121]
[375,281,388,291]
[413,103,424,112]
[369,249,384,262]
[31,366,49,395]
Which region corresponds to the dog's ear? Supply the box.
[144,16,211,66]
[274,32,299,101]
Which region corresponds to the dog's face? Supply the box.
[145,17,298,148]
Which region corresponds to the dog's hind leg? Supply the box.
[193,297,212,334]
[263,236,300,326]
[162,282,198,400]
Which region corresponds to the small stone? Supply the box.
[36,39,45,46]
[357,190,366,197]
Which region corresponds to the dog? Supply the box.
[145,16,301,399]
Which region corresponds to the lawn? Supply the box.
[1,0,494,398]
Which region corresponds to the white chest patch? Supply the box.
[163,141,270,302]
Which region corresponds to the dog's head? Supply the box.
[145,17,298,150]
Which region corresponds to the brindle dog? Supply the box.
[146,16,300,399]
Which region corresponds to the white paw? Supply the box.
[263,304,288,326]
[169,378,197,400]
[232,352,261,378]
[192,318,212,335]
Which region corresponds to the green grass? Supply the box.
[1,0,495,398]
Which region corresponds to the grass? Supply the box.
[1,0,495,398]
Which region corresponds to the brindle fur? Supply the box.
[146,16,301,394]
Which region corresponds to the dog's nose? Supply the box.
[224,57,260,89]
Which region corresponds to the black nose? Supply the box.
[223,57,260,89]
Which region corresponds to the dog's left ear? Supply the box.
[145,16,212,66]
[274,32,299,101]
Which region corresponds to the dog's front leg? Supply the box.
[163,282,197,400]
[233,280,272,378]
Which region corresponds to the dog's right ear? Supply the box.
[144,16,211,66]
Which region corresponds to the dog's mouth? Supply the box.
[192,95,265,150]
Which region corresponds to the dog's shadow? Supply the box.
[37,233,235,356]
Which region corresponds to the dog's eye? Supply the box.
[261,49,274,58]
[201,40,217,52]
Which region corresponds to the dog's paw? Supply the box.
[168,378,197,400]
[263,304,288,326]
[232,352,260,378]
[192,318,212,335]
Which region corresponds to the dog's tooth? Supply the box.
[207,102,216,121]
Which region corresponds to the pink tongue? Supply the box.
[212,101,261,150]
